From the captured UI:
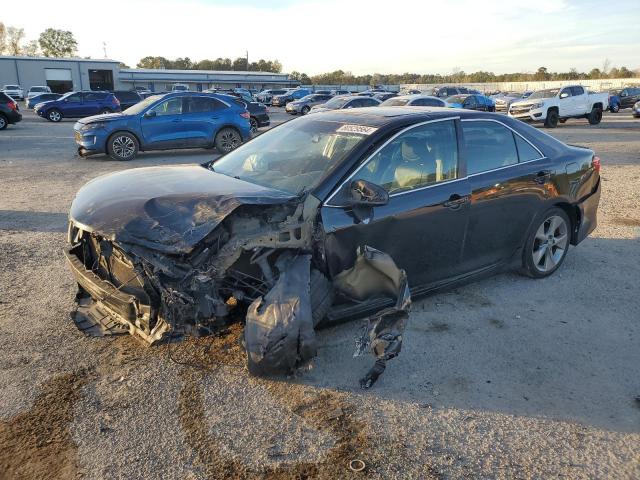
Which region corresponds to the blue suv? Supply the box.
[35,91,121,122]
[74,92,251,160]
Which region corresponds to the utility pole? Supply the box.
[246,50,249,69]
[103,42,107,59]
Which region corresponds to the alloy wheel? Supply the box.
[218,129,241,152]
[250,118,258,134]
[49,110,61,122]
[0,116,6,129]
[531,215,569,273]
[112,135,135,159]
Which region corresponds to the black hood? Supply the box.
[70,165,296,254]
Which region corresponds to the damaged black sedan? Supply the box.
[66,107,601,387]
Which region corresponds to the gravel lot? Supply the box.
[1,108,639,479]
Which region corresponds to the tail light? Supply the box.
[240,111,250,119]
[113,97,120,105]
[592,155,600,173]
[7,101,17,111]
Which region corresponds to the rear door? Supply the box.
[322,118,471,287]
[460,119,551,271]
[81,92,104,115]
[140,96,187,149]
[558,87,574,116]
[182,96,228,147]
[570,86,587,114]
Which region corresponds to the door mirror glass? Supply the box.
[349,179,389,207]
[559,92,569,99]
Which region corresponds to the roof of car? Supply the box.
[309,106,472,127]
[393,94,444,100]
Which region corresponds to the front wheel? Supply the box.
[520,207,570,278]
[0,114,7,130]
[544,110,559,128]
[588,107,603,125]
[215,127,242,153]
[47,109,62,122]
[301,106,310,115]
[610,104,619,113]
[107,132,139,160]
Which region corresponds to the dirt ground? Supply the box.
[0,109,639,479]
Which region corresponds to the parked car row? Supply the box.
[607,86,640,113]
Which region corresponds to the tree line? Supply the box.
[0,23,77,57]
[291,64,637,86]
[135,56,282,73]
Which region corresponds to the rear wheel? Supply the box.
[0,114,7,130]
[107,132,139,160]
[521,207,570,278]
[544,110,559,128]
[215,127,242,153]
[249,117,259,134]
[588,107,603,125]
[47,109,62,122]
[610,104,619,113]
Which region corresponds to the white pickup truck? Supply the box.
[508,85,608,128]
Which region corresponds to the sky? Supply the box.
[9,0,640,75]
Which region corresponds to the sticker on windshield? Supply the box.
[336,124,378,135]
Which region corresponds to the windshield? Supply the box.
[124,95,162,114]
[173,86,187,91]
[382,98,410,106]
[212,117,372,194]
[323,96,351,109]
[528,88,560,100]
[5,85,20,89]
[299,95,316,101]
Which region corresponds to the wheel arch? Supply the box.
[592,102,604,110]
[552,201,581,245]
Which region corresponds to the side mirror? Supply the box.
[144,110,157,118]
[620,92,628,97]
[348,179,389,207]
[559,92,569,99]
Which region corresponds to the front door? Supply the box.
[140,97,187,150]
[460,119,552,271]
[61,92,84,117]
[322,118,471,287]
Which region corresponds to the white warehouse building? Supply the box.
[0,55,298,94]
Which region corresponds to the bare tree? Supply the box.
[0,23,7,55]
[6,26,25,55]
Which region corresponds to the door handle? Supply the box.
[443,194,469,210]
[534,170,552,184]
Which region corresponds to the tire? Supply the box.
[588,107,603,125]
[249,117,259,134]
[520,207,570,278]
[610,104,619,113]
[544,110,559,128]
[214,127,242,153]
[310,269,334,327]
[301,106,310,115]
[0,114,7,130]
[47,109,62,122]
[99,108,112,115]
[107,132,139,161]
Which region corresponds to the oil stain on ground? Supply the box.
[0,368,93,480]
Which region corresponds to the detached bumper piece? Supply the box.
[334,246,412,389]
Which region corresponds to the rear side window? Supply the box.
[514,135,542,162]
[0,92,11,102]
[186,96,225,113]
[84,92,107,101]
[462,121,518,174]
